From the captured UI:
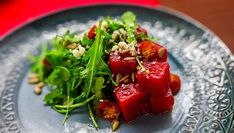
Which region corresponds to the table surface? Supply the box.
[160,0,234,53]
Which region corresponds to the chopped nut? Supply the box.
[112,120,119,131]
[67,43,78,49]
[158,48,165,58]
[119,75,129,83]
[112,31,119,40]
[29,73,39,79]
[136,66,141,70]
[131,73,135,82]
[34,87,42,95]
[119,49,129,54]
[116,74,122,83]
[118,42,127,49]
[28,77,40,84]
[111,45,119,51]
[36,82,45,89]
[123,78,129,83]
[119,28,127,36]
[123,57,135,61]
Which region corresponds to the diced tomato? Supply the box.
[96,100,120,121]
[114,83,149,122]
[87,25,97,39]
[150,89,174,114]
[170,73,181,95]
[42,58,51,70]
[136,26,148,36]
[137,62,170,96]
[138,40,167,61]
[109,52,136,74]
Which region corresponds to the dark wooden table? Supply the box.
[160,0,234,53]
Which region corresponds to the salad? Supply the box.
[28,12,181,131]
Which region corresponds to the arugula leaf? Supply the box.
[30,43,48,81]
[105,17,124,31]
[121,11,136,27]
[81,36,93,45]
[121,11,137,43]
[44,88,61,105]
[92,77,105,106]
[83,21,103,98]
[47,66,71,85]
[45,50,65,66]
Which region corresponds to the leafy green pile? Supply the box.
[30,11,155,128]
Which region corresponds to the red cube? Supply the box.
[109,52,136,75]
[114,83,149,122]
[150,89,174,114]
[138,40,168,62]
[137,62,170,96]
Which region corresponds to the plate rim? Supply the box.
[0,4,233,133]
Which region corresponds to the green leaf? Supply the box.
[83,21,103,98]
[44,89,61,105]
[30,43,48,81]
[45,50,65,65]
[121,11,136,27]
[47,66,71,85]
[92,77,104,106]
[82,36,93,45]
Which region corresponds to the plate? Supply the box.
[0,4,233,133]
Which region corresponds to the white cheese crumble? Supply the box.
[95,21,108,30]
[119,28,127,36]
[72,45,86,58]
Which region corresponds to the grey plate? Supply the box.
[0,4,233,133]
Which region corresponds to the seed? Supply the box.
[28,77,40,84]
[36,82,45,89]
[158,48,165,58]
[28,73,38,79]
[112,120,119,131]
[119,75,129,83]
[136,66,141,70]
[123,78,129,83]
[116,74,122,83]
[124,57,135,61]
[120,49,129,54]
[34,87,42,95]
[67,44,77,49]
[131,73,135,82]
[112,31,119,40]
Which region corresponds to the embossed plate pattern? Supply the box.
[0,5,233,133]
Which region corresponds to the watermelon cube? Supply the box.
[109,52,136,74]
[137,62,170,96]
[150,89,174,114]
[114,83,149,122]
[138,40,168,62]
